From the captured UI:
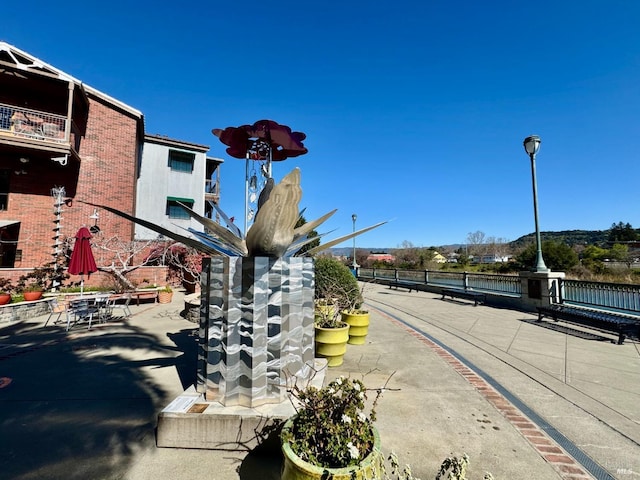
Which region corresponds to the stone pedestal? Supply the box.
[519,270,565,311]
[197,256,315,407]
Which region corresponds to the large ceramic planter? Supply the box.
[23,291,43,301]
[281,417,383,480]
[158,291,173,304]
[0,293,11,305]
[341,310,370,345]
[314,323,350,367]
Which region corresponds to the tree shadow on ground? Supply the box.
[0,318,197,480]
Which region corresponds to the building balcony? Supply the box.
[0,102,83,154]
[205,179,220,202]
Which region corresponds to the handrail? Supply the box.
[561,279,640,314]
[359,268,521,295]
[0,102,68,143]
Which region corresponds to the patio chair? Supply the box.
[44,297,68,327]
[65,299,96,331]
[107,292,132,319]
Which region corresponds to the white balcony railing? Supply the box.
[0,102,67,144]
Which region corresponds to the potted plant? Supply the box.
[281,376,384,480]
[341,284,370,345]
[313,257,362,367]
[17,261,68,301]
[313,302,350,367]
[158,285,173,304]
[314,257,365,362]
[0,278,13,305]
[22,283,45,301]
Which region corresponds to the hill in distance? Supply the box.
[328,227,631,255]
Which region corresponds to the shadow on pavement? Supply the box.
[0,319,196,480]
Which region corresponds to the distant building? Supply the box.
[366,253,395,263]
[432,252,447,264]
[136,134,222,240]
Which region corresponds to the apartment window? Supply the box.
[166,197,194,219]
[0,170,9,211]
[168,150,195,173]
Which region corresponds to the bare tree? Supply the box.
[466,230,488,258]
[88,233,167,291]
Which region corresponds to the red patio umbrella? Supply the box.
[68,226,97,295]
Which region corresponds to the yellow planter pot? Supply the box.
[314,324,349,367]
[341,310,370,345]
[281,417,383,480]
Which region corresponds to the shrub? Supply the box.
[314,256,361,309]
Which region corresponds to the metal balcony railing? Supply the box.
[0,102,67,144]
[205,179,219,196]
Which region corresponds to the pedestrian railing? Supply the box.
[358,268,521,295]
[561,279,640,315]
[359,268,640,316]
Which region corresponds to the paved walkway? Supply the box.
[0,285,638,479]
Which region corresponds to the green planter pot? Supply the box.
[314,324,349,367]
[341,310,370,345]
[281,417,383,480]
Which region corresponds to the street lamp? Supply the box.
[523,135,549,272]
[352,213,358,270]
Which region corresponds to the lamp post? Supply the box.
[523,135,549,272]
[351,213,358,270]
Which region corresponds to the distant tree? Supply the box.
[580,245,608,273]
[295,215,320,255]
[466,231,487,257]
[609,243,633,268]
[608,222,637,242]
[515,240,578,271]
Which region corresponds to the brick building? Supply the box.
[0,42,222,290]
[0,41,143,278]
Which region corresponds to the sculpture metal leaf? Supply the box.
[80,167,384,259]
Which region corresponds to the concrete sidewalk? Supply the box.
[0,285,638,479]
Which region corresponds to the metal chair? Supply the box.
[65,299,96,331]
[43,297,68,327]
[107,293,132,319]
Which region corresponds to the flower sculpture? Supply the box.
[212,119,308,160]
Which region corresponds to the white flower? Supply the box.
[327,387,335,395]
[353,382,361,391]
[335,377,343,385]
[341,414,352,424]
[357,411,367,423]
[359,392,365,400]
[347,442,360,459]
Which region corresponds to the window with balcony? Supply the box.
[166,197,194,219]
[0,170,9,211]
[168,150,195,173]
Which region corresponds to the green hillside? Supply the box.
[511,229,611,248]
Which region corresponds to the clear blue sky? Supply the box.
[4,1,639,249]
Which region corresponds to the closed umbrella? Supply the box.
[68,226,97,296]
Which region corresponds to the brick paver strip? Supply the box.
[380,310,596,480]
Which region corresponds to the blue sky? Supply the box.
[4,1,639,248]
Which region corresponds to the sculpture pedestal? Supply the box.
[198,256,315,407]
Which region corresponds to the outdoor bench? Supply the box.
[127,290,159,306]
[536,304,640,345]
[441,288,486,307]
[388,280,422,292]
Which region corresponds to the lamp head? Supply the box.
[523,135,541,156]
[352,213,357,222]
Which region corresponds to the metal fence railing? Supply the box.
[358,268,521,296]
[359,268,640,315]
[561,279,640,314]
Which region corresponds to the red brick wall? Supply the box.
[1,94,140,269]
[0,266,169,292]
